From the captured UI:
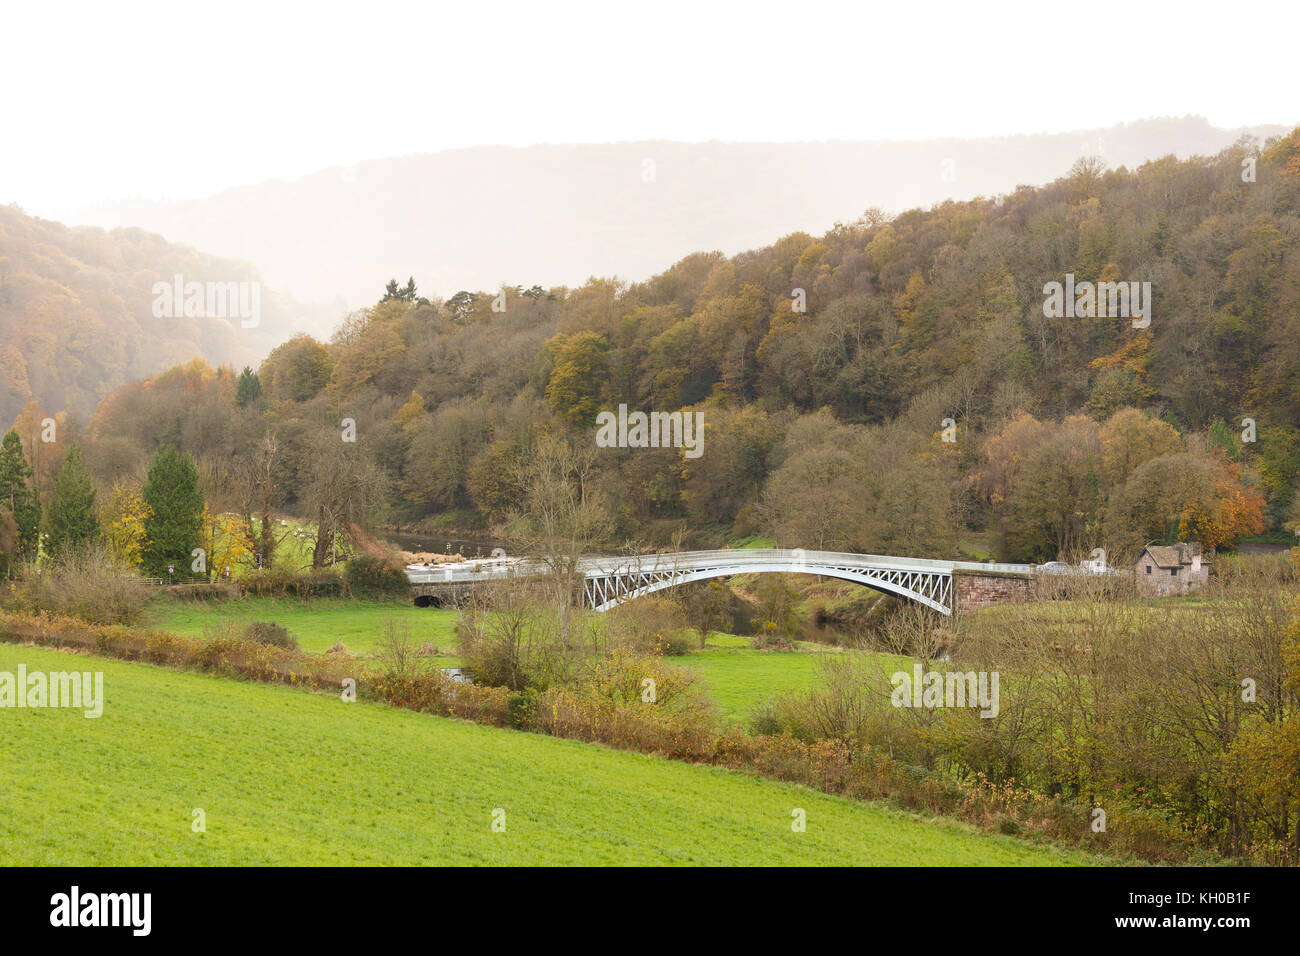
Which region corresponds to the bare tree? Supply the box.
[301,429,391,568]
[503,435,613,647]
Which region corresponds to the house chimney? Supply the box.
[1192,553,1201,572]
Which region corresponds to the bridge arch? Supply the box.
[583,561,953,615]
[408,549,1034,617]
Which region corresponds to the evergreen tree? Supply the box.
[381,276,417,302]
[235,366,263,408]
[0,429,41,567]
[46,443,99,554]
[141,445,205,577]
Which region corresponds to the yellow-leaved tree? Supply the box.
[98,482,150,567]
[201,510,255,579]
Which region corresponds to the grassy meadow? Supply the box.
[151,596,459,657]
[0,643,1105,866]
[149,595,857,720]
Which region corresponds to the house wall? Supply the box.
[1135,552,1210,597]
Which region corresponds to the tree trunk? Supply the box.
[312,506,332,568]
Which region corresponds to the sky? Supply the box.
[3,0,1296,215]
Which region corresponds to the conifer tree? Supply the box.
[141,445,205,578]
[234,366,263,408]
[0,429,41,569]
[46,443,100,554]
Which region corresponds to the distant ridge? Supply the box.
[67,117,1287,312]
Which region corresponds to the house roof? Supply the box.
[1141,543,1211,568]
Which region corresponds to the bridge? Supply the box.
[406,549,1035,616]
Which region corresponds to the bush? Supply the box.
[243,620,298,650]
[455,586,588,691]
[5,543,149,625]
[604,598,692,655]
[241,570,344,599]
[344,555,411,598]
[375,617,423,679]
[751,622,794,651]
[169,581,239,602]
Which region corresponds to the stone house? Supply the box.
[1135,543,1211,597]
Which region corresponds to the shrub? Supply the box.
[169,581,239,602]
[658,630,694,656]
[6,543,149,625]
[455,586,587,691]
[243,620,298,650]
[751,621,794,651]
[375,617,423,679]
[343,555,411,598]
[603,598,692,655]
[241,570,344,599]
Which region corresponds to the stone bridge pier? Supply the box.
[953,569,1035,611]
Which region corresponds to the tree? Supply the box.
[236,432,284,569]
[544,332,611,427]
[234,367,263,408]
[201,509,255,579]
[1002,416,1103,560]
[0,508,17,572]
[141,446,205,578]
[258,334,336,403]
[675,580,730,649]
[504,436,614,647]
[46,443,99,554]
[382,277,417,302]
[301,430,391,568]
[0,429,40,569]
[1099,407,1184,488]
[1106,449,1265,551]
[98,482,149,567]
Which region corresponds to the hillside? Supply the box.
[66,118,1286,310]
[0,643,1097,865]
[0,205,334,425]
[67,127,1300,564]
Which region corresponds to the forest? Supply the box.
[3,127,1300,573]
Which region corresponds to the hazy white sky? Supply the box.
[4,0,1296,214]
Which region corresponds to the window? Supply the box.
[1145,566,1152,574]
[1170,568,1177,576]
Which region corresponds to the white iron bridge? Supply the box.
[406,549,1034,616]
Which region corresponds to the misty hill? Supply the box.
[0,205,332,425]
[70,117,1286,314]
[79,128,1300,563]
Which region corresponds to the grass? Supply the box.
[0,643,1106,865]
[151,594,854,718]
[681,634,833,721]
[150,595,459,657]
[151,593,896,720]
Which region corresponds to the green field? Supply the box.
[0,643,1106,865]
[681,634,833,720]
[153,598,848,718]
[151,596,459,656]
